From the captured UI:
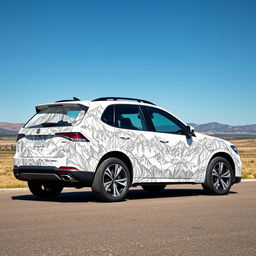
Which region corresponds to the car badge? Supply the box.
[36,128,41,134]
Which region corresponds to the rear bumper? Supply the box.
[13,166,94,187]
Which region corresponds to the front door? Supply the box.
[142,106,200,181]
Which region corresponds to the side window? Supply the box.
[101,105,114,126]
[115,105,147,131]
[144,107,185,134]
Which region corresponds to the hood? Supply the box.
[194,131,233,147]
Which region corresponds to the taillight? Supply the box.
[16,133,25,142]
[55,132,89,142]
[57,166,78,174]
[58,166,78,170]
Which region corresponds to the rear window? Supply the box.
[24,105,87,128]
[115,105,147,131]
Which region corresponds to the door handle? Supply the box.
[159,140,169,143]
[120,136,130,140]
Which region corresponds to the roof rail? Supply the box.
[92,97,155,105]
[55,97,80,103]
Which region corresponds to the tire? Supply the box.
[28,181,63,199]
[202,157,234,195]
[92,158,131,202]
[141,184,166,193]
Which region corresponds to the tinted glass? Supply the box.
[144,107,184,134]
[115,105,146,131]
[101,105,114,126]
[25,105,86,128]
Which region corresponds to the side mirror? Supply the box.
[185,125,195,138]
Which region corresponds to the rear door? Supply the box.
[114,104,160,182]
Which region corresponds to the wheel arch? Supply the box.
[208,152,236,182]
[95,151,133,182]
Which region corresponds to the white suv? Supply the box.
[14,97,242,201]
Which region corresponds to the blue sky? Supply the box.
[0,0,255,125]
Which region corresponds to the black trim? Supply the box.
[71,171,94,186]
[133,182,199,186]
[234,177,241,184]
[101,105,114,126]
[113,103,116,127]
[13,166,94,187]
[140,106,155,131]
[92,97,155,105]
[47,104,64,108]
[78,104,89,113]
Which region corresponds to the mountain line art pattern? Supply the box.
[14,103,240,184]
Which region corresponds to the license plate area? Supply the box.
[26,135,54,148]
[33,139,45,147]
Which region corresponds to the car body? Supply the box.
[14,97,242,201]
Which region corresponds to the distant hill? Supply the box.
[0,128,18,135]
[0,121,256,139]
[189,122,256,135]
[0,122,24,136]
[0,122,24,132]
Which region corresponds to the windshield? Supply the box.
[25,105,87,128]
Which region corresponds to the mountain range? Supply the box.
[188,122,256,134]
[0,122,24,135]
[0,122,256,138]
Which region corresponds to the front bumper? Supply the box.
[13,166,94,187]
[234,177,241,184]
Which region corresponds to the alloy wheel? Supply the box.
[103,164,128,197]
[212,162,232,191]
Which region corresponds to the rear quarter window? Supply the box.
[101,105,114,126]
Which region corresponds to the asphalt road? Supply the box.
[0,182,255,256]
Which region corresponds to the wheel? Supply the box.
[141,184,166,193]
[28,181,63,199]
[202,157,234,195]
[92,158,131,202]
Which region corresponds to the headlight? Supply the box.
[231,145,239,154]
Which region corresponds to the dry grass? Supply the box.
[0,137,28,188]
[230,139,256,179]
[239,154,256,179]
[230,139,256,153]
[0,151,27,188]
[0,138,255,188]
[0,136,16,145]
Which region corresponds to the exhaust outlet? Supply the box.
[60,174,77,182]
